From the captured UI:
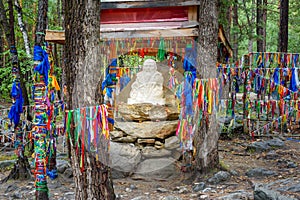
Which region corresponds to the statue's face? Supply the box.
[143,59,157,72]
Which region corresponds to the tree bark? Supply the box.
[257,0,264,52]
[278,0,288,52]
[0,0,31,183]
[32,0,49,199]
[262,0,267,51]
[195,0,219,173]
[0,29,3,67]
[64,0,115,199]
[232,0,238,61]
[257,0,267,52]
[14,0,31,57]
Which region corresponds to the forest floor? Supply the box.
[0,134,299,200]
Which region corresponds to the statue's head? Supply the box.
[143,59,157,72]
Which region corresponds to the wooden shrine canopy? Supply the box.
[45,0,232,58]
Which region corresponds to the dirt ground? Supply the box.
[112,136,300,200]
[0,135,299,200]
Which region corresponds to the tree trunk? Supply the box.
[278,0,288,52]
[195,0,219,173]
[14,0,31,57]
[32,0,49,199]
[257,0,264,52]
[217,0,231,39]
[64,0,115,199]
[257,0,267,52]
[0,30,3,67]
[0,0,31,183]
[232,0,238,61]
[262,0,267,51]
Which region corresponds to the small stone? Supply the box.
[203,188,216,193]
[287,161,297,168]
[193,182,206,192]
[131,196,149,200]
[157,187,169,193]
[229,170,239,176]
[130,184,137,190]
[155,145,164,149]
[137,138,156,144]
[155,141,164,149]
[161,196,182,200]
[265,150,279,160]
[113,135,137,143]
[125,187,132,192]
[199,194,209,199]
[190,193,199,198]
[64,192,75,195]
[178,187,189,194]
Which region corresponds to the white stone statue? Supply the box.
[128,59,165,105]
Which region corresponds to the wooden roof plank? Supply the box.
[101,0,200,9]
[100,28,199,39]
[100,21,199,32]
[45,28,198,43]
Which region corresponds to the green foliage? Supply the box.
[0,49,33,100]
[230,0,299,59]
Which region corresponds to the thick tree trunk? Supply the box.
[278,0,288,52]
[0,0,31,183]
[262,0,267,51]
[257,0,267,52]
[195,0,219,173]
[32,0,49,199]
[64,0,115,199]
[257,0,264,52]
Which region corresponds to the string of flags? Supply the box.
[64,104,111,172]
[176,71,220,150]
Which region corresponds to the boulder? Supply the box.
[165,136,180,149]
[118,103,179,122]
[247,138,285,152]
[216,190,252,200]
[207,171,231,184]
[115,121,178,139]
[110,142,141,173]
[110,130,124,139]
[133,158,179,180]
[141,146,171,158]
[246,168,277,177]
[266,138,285,148]
[254,184,296,200]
